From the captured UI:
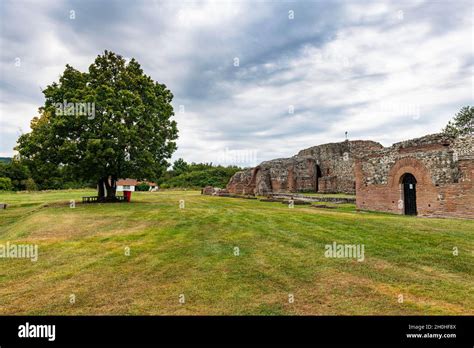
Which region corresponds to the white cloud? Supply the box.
[0,0,472,165]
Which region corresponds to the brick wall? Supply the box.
[356,134,474,218]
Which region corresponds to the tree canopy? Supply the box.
[443,106,473,137]
[16,50,178,200]
[172,158,189,176]
[159,160,242,189]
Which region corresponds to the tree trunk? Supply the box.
[105,176,117,200]
[98,176,118,202]
[98,178,105,201]
[101,176,117,201]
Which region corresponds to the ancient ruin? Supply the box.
[227,140,383,195]
[226,134,474,218]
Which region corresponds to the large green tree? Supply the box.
[443,106,473,137]
[16,51,178,200]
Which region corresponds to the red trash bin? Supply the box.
[123,191,132,202]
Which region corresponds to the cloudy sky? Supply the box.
[0,0,472,167]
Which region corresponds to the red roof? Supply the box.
[117,178,138,186]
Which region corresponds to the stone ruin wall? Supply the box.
[227,140,383,195]
[225,133,473,218]
[358,134,461,186]
[226,169,254,195]
[356,134,474,218]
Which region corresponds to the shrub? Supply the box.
[136,182,150,191]
[0,177,13,191]
[158,162,242,189]
[0,161,30,190]
[162,167,240,188]
[24,178,38,191]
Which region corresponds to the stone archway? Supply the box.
[251,167,272,195]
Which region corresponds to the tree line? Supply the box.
[159,159,241,189]
[0,157,242,191]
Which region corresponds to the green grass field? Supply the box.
[0,189,472,315]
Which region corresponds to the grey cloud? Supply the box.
[0,0,472,166]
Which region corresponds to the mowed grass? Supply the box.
[0,189,472,315]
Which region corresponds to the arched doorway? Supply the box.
[251,167,272,195]
[315,164,322,192]
[401,173,417,215]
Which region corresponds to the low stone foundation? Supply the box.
[201,186,229,196]
[270,193,355,204]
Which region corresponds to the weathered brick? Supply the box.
[356,134,473,218]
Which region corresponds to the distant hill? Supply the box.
[0,157,12,164]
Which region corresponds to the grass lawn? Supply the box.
[0,189,472,315]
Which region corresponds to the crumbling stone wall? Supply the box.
[356,134,474,218]
[227,140,382,195]
[226,169,254,195]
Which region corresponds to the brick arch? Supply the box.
[387,157,433,189]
